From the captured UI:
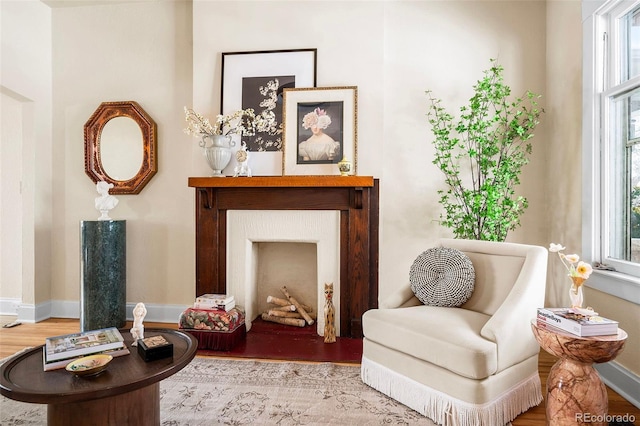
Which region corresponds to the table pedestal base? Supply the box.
[547,358,607,426]
[48,383,160,426]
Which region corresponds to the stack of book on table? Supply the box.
[43,327,129,371]
[536,307,619,337]
[193,294,235,311]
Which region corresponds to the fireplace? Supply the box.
[227,210,340,336]
[188,176,379,338]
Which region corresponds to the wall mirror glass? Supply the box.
[84,101,157,194]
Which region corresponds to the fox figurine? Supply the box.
[324,283,336,343]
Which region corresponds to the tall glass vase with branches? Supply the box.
[426,59,544,241]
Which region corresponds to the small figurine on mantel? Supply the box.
[233,141,252,177]
[130,302,147,346]
[94,181,119,221]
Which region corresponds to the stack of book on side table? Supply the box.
[536,307,619,337]
[43,327,129,371]
[193,294,236,311]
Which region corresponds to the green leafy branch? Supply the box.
[426,59,543,241]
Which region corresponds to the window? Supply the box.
[584,0,640,303]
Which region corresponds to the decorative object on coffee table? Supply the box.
[130,302,147,346]
[137,335,173,362]
[531,320,627,425]
[65,354,112,377]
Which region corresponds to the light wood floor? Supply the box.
[1,317,638,425]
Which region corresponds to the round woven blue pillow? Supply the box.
[409,247,475,307]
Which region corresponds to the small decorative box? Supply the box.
[137,335,173,362]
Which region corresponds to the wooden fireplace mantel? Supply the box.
[188,176,379,338]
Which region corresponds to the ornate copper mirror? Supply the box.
[84,101,157,194]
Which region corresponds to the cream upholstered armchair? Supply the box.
[361,238,547,426]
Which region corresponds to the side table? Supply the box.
[531,320,627,426]
[0,328,197,426]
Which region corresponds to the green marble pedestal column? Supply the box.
[80,220,126,331]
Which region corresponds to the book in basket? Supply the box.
[44,327,125,362]
[536,307,619,337]
[43,345,130,371]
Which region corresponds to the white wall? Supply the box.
[0,0,52,320]
[546,0,584,309]
[191,1,385,179]
[381,1,548,300]
[49,0,194,317]
[193,1,548,304]
[0,93,23,302]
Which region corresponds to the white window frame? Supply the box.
[583,0,640,304]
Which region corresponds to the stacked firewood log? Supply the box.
[261,286,316,327]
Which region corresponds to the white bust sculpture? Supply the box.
[95,181,119,221]
[130,302,147,346]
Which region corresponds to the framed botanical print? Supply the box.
[221,49,317,154]
[282,86,358,176]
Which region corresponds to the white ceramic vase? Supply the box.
[201,134,235,177]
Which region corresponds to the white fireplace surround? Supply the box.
[227,210,341,336]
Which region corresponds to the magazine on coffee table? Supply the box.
[43,344,130,371]
[44,327,125,362]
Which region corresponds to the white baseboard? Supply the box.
[595,361,640,410]
[11,299,188,325]
[0,298,21,316]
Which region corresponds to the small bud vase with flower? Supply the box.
[549,243,595,315]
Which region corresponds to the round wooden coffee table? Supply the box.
[531,320,627,426]
[0,328,197,426]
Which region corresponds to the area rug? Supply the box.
[0,356,436,425]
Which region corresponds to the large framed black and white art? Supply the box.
[221,49,317,175]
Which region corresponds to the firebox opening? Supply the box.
[255,242,318,324]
